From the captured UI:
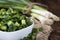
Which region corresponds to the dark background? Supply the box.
[31,0,60,40]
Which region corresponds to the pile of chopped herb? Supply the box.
[0,8,32,32]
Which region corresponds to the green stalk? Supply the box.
[0,0,46,12]
[31,13,41,19]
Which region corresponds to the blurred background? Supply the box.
[31,0,60,40]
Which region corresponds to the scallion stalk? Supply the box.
[31,5,60,21]
[31,13,54,25]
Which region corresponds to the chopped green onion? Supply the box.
[1,26,7,31]
[15,22,20,26]
[21,19,26,25]
[7,21,13,26]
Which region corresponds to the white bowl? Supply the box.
[0,19,34,40]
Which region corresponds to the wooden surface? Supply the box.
[31,0,60,40]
